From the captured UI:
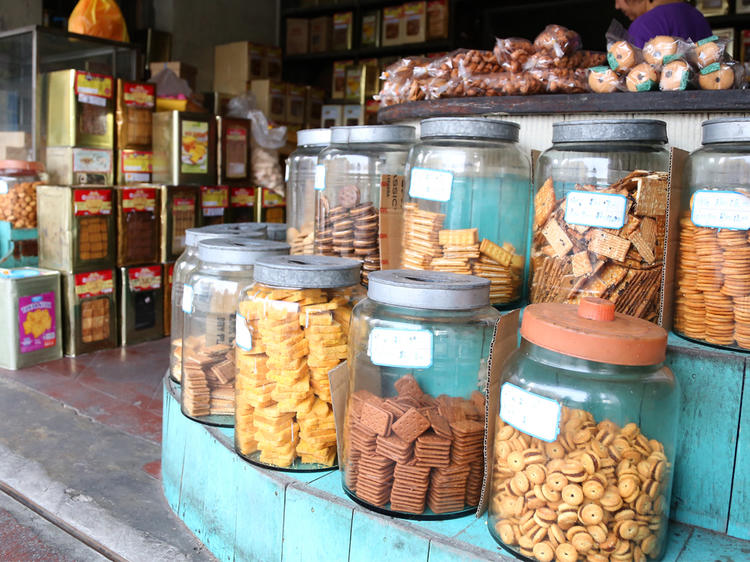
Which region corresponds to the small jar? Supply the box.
[342,270,500,519]
[489,297,678,562]
[180,238,289,426]
[234,255,363,471]
[0,160,44,229]
[402,118,531,308]
[531,120,670,323]
[287,128,331,255]
[315,125,415,282]
[674,118,750,350]
[169,223,267,384]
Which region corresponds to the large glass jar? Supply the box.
[531,120,670,324]
[342,270,500,519]
[180,237,289,427]
[403,118,531,308]
[315,125,415,283]
[169,223,267,384]
[286,128,331,255]
[234,255,363,471]
[489,297,678,562]
[674,118,750,351]
[0,160,44,230]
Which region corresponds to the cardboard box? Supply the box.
[286,18,310,55]
[427,0,450,39]
[286,84,307,125]
[149,62,197,91]
[332,60,353,99]
[0,131,30,147]
[403,2,427,43]
[0,146,30,160]
[213,42,266,95]
[250,80,287,123]
[265,47,283,81]
[309,16,332,53]
[343,104,363,126]
[321,105,343,128]
[361,9,381,48]
[305,86,326,128]
[382,5,404,46]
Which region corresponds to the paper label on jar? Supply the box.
[367,327,433,368]
[231,187,255,208]
[18,292,57,354]
[128,266,162,292]
[235,313,252,351]
[122,188,157,213]
[181,120,209,174]
[74,189,112,216]
[0,181,8,194]
[75,270,114,298]
[284,160,290,183]
[73,148,112,173]
[691,189,750,230]
[123,82,155,108]
[314,164,326,191]
[500,383,561,442]
[181,284,194,314]
[564,191,628,229]
[408,167,453,202]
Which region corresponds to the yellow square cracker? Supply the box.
[534,177,557,229]
[480,238,515,266]
[300,311,334,327]
[307,356,341,369]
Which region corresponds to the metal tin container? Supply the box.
[45,69,114,149]
[45,147,114,186]
[117,149,153,185]
[158,185,200,262]
[115,186,161,266]
[217,117,251,185]
[37,185,116,273]
[199,185,229,226]
[257,187,286,223]
[0,267,63,370]
[227,187,256,223]
[163,262,174,336]
[61,269,117,356]
[256,222,288,241]
[152,111,217,186]
[118,264,164,346]
[116,80,154,150]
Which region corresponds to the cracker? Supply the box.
[391,407,431,443]
[571,250,593,277]
[542,220,574,258]
[587,229,631,262]
[534,177,556,229]
[634,173,668,217]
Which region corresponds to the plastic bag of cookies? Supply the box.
[494,38,535,72]
[534,24,582,59]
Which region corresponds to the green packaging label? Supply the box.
[701,62,721,75]
[590,66,610,74]
[662,54,681,65]
[697,35,718,46]
[636,79,656,92]
[607,52,619,70]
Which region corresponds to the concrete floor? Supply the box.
[0,338,215,562]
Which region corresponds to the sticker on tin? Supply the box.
[181,120,209,174]
[691,189,750,230]
[314,164,326,191]
[122,188,157,212]
[500,382,561,442]
[235,313,252,351]
[75,71,113,99]
[128,266,162,292]
[182,284,194,314]
[262,190,285,208]
[201,186,228,217]
[74,189,112,216]
[231,187,255,208]
[18,292,57,353]
[367,327,433,368]
[73,148,112,173]
[0,268,42,279]
[122,82,155,108]
[122,151,152,173]
[565,191,628,229]
[409,167,453,202]
[75,270,114,298]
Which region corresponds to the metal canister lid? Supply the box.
[297,128,332,146]
[185,223,266,247]
[701,118,750,144]
[330,127,350,144]
[367,270,490,310]
[256,222,288,241]
[552,119,667,144]
[420,118,520,142]
[254,255,361,288]
[197,239,290,265]
[341,125,415,144]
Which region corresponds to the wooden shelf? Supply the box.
[284,39,453,62]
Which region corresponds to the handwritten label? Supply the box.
[235,314,252,351]
[500,383,561,442]
[314,164,326,191]
[565,191,628,229]
[409,167,453,202]
[181,284,194,314]
[367,327,433,368]
[691,189,750,230]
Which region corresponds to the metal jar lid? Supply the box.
[197,239,290,265]
[334,125,415,145]
[256,222,288,241]
[185,224,266,247]
[701,118,750,144]
[552,119,667,144]
[420,118,520,142]
[330,127,350,144]
[254,255,361,288]
[367,270,490,310]
[297,128,332,147]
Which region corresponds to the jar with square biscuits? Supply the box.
[181,238,290,426]
[287,128,331,255]
[234,255,363,471]
[315,125,416,283]
[530,120,670,324]
[674,118,750,350]
[342,270,500,519]
[402,118,531,308]
[489,297,679,562]
[0,160,44,230]
[170,224,268,384]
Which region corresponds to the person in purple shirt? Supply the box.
[615,0,714,47]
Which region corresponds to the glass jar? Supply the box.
[0,160,44,230]
[234,255,363,471]
[181,238,289,425]
[287,128,331,255]
[315,125,415,283]
[257,222,287,242]
[342,270,500,519]
[489,297,678,562]
[169,223,267,384]
[403,118,531,308]
[531,120,670,323]
[674,118,750,350]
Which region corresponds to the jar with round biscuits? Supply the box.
[234,255,364,471]
[0,160,44,230]
[489,297,678,562]
[530,120,670,323]
[342,270,500,519]
[315,125,416,283]
[402,118,531,309]
[673,118,750,350]
[180,238,289,426]
[170,223,267,384]
[287,128,330,255]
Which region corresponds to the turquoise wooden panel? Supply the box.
[452,517,510,559]
[427,541,500,562]
[665,337,744,532]
[728,361,750,541]
[660,522,694,562]
[349,510,430,562]
[677,525,750,560]
[161,380,185,514]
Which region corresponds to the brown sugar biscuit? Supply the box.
[699,63,734,90]
[588,66,620,93]
[695,38,722,69]
[643,36,678,67]
[660,60,692,91]
[626,63,658,92]
[607,41,637,74]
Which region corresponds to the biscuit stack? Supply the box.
[401,203,445,269]
[81,298,110,343]
[181,341,234,418]
[286,226,314,255]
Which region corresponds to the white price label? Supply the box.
[203,207,225,217]
[284,159,290,183]
[314,164,326,191]
[500,383,561,442]
[691,190,750,230]
[408,167,453,202]
[0,181,7,194]
[181,284,194,314]
[78,93,107,106]
[124,172,150,183]
[367,327,433,368]
[564,191,628,229]
[235,313,252,351]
